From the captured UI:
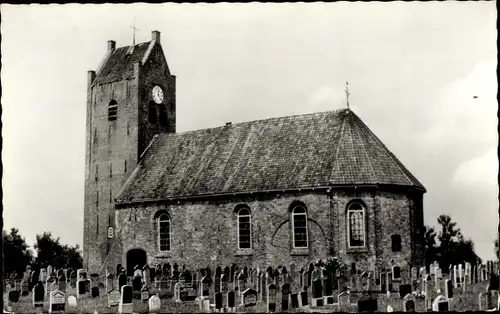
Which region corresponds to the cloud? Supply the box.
[453,147,498,187]
[307,85,347,113]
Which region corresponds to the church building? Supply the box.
[83,30,426,278]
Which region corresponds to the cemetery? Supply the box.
[3,259,500,313]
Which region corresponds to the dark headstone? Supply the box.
[227,291,235,308]
[399,284,411,299]
[118,273,127,291]
[358,298,378,312]
[281,283,290,311]
[215,292,223,310]
[300,290,308,306]
[78,280,86,295]
[9,290,20,303]
[312,279,323,298]
[132,276,142,291]
[438,299,449,312]
[267,284,277,312]
[290,293,299,308]
[487,274,499,291]
[405,299,416,312]
[121,285,133,304]
[33,282,44,306]
[446,280,453,299]
[91,286,99,298]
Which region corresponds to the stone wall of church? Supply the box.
[114,188,424,277]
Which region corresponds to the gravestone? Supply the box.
[488,274,499,291]
[215,292,223,311]
[227,290,235,310]
[68,295,77,307]
[149,294,161,313]
[108,289,120,307]
[267,283,277,312]
[281,283,290,311]
[200,275,210,298]
[8,290,20,304]
[432,295,449,312]
[241,288,257,307]
[399,284,411,299]
[290,293,299,309]
[174,282,184,303]
[32,281,45,307]
[21,279,29,296]
[299,290,308,307]
[132,275,142,292]
[106,272,114,292]
[380,272,387,293]
[338,292,350,312]
[141,285,150,303]
[358,297,378,312]
[119,285,133,314]
[118,273,127,291]
[142,265,151,287]
[91,286,99,298]
[57,275,66,292]
[70,271,77,288]
[387,305,394,312]
[403,294,416,312]
[445,279,453,300]
[312,278,323,306]
[49,290,65,313]
[77,280,86,297]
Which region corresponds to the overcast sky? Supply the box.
[1,2,497,261]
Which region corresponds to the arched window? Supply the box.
[347,202,366,248]
[391,234,402,252]
[292,205,308,248]
[157,213,171,252]
[237,207,252,249]
[158,104,168,127]
[148,101,157,124]
[108,100,118,121]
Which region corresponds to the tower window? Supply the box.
[148,101,157,124]
[108,100,118,121]
[237,207,252,249]
[292,205,308,248]
[158,213,171,252]
[159,104,167,127]
[391,234,402,252]
[347,202,366,248]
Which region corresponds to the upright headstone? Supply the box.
[444,279,453,300]
[142,265,151,287]
[281,283,290,311]
[68,295,78,308]
[49,290,65,313]
[119,285,133,314]
[57,275,66,292]
[32,281,44,307]
[118,273,127,291]
[267,283,277,312]
[432,295,449,312]
[338,292,350,312]
[312,278,324,306]
[149,294,161,313]
[215,292,223,312]
[141,284,150,303]
[403,293,416,312]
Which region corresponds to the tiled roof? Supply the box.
[92,42,151,86]
[116,109,425,203]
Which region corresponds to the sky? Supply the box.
[1,2,498,261]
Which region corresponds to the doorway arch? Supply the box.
[126,249,147,276]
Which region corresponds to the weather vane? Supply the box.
[130,16,140,46]
[345,81,350,109]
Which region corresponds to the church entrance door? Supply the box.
[126,249,147,276]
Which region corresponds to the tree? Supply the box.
[424,225,438,267]
[437,215,461,269]
[3,228,33,276]
[34,232,83,270]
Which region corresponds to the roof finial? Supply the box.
[345,81,350,109]
[130,16,140,46]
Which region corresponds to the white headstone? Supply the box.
[108,289,120,307]
[387,305,393,312]
[68,295,77,307]
[149,294,161,313]
[49,290,65,313]
[432,295,449,312]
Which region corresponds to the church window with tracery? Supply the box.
[292,205,308,248]
[237,207,252,249]
[347,202,365,248]
[158,213,171,252]
[108,100,118,121]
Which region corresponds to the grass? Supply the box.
[3,281,489,313]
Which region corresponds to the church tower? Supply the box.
[83,30,176,273]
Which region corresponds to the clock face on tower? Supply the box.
[152,85,164,104]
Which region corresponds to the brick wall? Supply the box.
[83,41,175,274]
[112,188,424,275]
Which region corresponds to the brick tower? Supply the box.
[83,30,176,273]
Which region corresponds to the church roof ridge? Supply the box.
[116,108,425,204]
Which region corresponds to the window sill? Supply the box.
[235,249,253,256]
[346,247,369,254]
[154,251,172,258]
[290,248,310,256]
